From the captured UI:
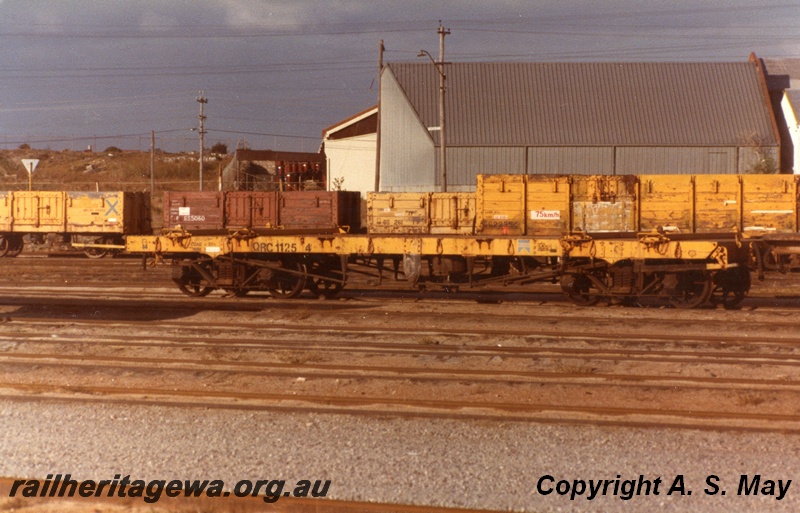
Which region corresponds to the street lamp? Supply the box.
[418,49,447,192]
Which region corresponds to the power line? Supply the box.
[208,129,319,141]
[0,129,194,146]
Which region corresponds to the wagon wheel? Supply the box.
[268,262,306,299]
[668,271,713,309]
[173,262,215,297]
[83,244,108,259]
[0,235,22,257]
[307,277,343,299]
[177,282,214,297]
[0,235,10,258]
[5,235,23,257]
[80,235,116,259]
[710,267,750,310]
[560,273,601,306]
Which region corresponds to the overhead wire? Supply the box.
[1,3,797,150]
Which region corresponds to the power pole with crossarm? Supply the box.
[196,93,208,191]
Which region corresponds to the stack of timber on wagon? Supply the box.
[0,191,150,257]
[163,190,361,234]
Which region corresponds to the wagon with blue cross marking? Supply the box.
[0,191,151,258]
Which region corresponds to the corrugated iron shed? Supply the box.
[388,61,777,147]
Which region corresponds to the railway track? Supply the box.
[2,317,800,432]
[3,303,800,347]
[2,256,800,435]
[5,320,800,364]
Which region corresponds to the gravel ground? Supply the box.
[2,261,800,512]
[1,399,799,512]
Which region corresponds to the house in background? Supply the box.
[375,54,780,192]
[222,149,326,191]
[321,106,377,198]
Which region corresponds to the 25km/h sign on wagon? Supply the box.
[21,159,39,191]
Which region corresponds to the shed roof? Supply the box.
[323,105,378,141]
[234,149,325,163]
[386,61,777,147]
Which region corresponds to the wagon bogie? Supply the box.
[557,258,720,308]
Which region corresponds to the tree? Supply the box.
[210,142,228,155]
[742,132,778,174]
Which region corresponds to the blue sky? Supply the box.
[0,0,797,153]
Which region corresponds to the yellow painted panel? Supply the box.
[525,175,570,236]
[0,193,11,231]
[639,175,694,233]
[66,192,126,234]
[430,193,475,234]
[366,192,429,234]
[12,191,66,232]
[694,175,741,232]
[476,174,526,235]
[741,175,797,233]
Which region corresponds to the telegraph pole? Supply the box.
[418,22,450,192]
[374,39,384,192]
[196,92,208,191]
[150,130,155,193]
[437,21,449,192]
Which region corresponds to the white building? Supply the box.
[782,91,800,174]
[322,106,377,198]
[764,58,800,173]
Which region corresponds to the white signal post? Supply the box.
[21,159,39,191]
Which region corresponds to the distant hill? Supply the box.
[0,148,231,193]
[0,148,232,230]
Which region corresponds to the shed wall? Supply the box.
[615,147,737,174]
[380,70,435,191]
[526,147,614,174]
[443,147,526,187]
[782,93,800,174]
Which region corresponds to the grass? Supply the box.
[0,149,229,193]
